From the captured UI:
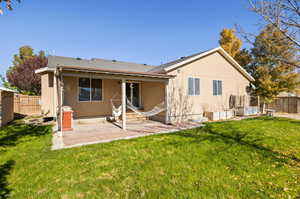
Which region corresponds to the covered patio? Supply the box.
[50,64,203,150]
[54,65,175,133]
[52,119,202,150]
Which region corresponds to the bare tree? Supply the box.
[168,78,194,124]
[0,0,20,15]
[248,0,300,48]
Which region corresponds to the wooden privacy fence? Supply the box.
[14,94,41,116]
[266,97,300,113]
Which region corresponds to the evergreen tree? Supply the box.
[251,24,300,109]
[235,49,252,73]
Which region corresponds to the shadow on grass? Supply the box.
[0,160,15,199]
[172,118,300,166]
[0,120,51,150]
[13,113,27,120]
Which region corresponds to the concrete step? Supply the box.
[126,115,146,119]
[126,112,147,120]
[74,117,107,125]
[120,111,147,121]
[74,112,148,124]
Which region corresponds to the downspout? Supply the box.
[165,79,170,124]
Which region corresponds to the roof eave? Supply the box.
[58,65,175,79]
[0,87,17,93]
[35,67,55,74]
[163,47,255,82]
[163,47,221,72]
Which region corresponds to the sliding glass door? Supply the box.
[126,83,140,108]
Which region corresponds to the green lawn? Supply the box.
[1,117,300,198]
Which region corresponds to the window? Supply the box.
[79,78,91,101]
[79,78,102,101]
[188,77,200,96]
[213,80,222,96]
[91,79,102,101]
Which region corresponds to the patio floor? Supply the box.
[52,120,203,150]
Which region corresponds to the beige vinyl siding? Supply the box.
[41,72,56,117]
[167,51,250,122]
[62,76,166,119]
[141,81,166,122]
[63,77,120,118]
[39,51,251,123]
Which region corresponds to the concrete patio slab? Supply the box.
[274,113,300,120]
[52,120,203,150]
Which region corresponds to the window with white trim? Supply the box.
[79,78,102,101]
[213,80,222,96]
[188,77,200,96]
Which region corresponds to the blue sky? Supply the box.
[0,0,261,77]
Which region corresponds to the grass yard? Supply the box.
[1,117,300,198]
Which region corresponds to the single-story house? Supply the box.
[0,87,15,127]
[35,47,255,130]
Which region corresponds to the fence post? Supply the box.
[298,98,300,113]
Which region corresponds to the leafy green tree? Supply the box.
[4,46,47,95]
[251,24,300,110]
[219,28,252,68]
[4,46,35,88]
[12,45,34,66]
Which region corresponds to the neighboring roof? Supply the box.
[59,65,174,79]
[0,87,17,93]
[151,47,255,82]
[47,56,155,73]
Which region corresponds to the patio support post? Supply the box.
[122,79,126,130]
[165,80,170,124]
[55,67,63,136]
[60,68,64,135]
[53,69,58,126]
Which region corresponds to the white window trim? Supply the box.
[78,77,104,102]
[188,77,200,96]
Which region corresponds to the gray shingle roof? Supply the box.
[47,56,156,73]
[150,50,209,73]
[47,49,212,74]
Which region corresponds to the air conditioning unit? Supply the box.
[236,106,259,116]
